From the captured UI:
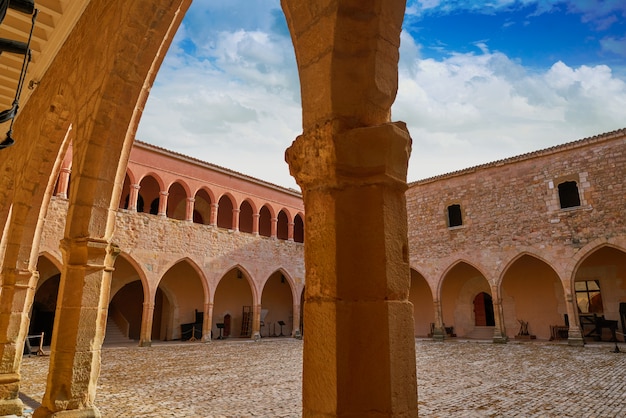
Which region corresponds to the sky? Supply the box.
[136,0,626,190]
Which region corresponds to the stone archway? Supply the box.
[261,271,294,337]
[213,268,254,338]
[409,269,435,337]
[574,246,626,341]
[440,262,492,338]
[501,254,565,340]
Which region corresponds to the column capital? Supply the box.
[286,122,411,192]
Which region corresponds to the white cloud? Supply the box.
[394,45,626,181]
[138,1,626,189]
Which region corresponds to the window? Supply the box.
[447,204,462,227]
[575,280,603,314]
[558,181,581,209]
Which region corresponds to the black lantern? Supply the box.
[0,0,37,149]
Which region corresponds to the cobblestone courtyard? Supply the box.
[19,339,626,417]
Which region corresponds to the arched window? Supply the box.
[293,214,304,243]
[259,205,272,237]
[193,189,212,225]
[277,210,289,240]
[239,201,254,233]
[217,195,234,229]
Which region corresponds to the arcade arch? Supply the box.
[166,181,187,220]
[574,246,626,340]
[261,270,294,337]
[500,254,565,340]
[212,267,254,339]
[440,262,492,338]
[217,195,234,230]
[408,269,434,337]
[193,188,212,225]
[157,260,206,341]
[138,175,161,215]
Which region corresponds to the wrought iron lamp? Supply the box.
[0,0,37,149]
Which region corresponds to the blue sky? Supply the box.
[136,0,626,189]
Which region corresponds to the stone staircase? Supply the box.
[466,326,494,340]
[104,318,132,345]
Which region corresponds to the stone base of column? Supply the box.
[33,406,101,418]
[0,372,24,416]
[0,398,24,417]
[432,328,445,341]
[567,327,585,347]
[493,329,508,344]
[138,340,152,347]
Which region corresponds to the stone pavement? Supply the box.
[17,338,626,417]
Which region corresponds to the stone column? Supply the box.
[492,295,508,344]
[270,217,277,239]
[56,167,71,198]
[286,122,417,417]
[185,197,195,222]
[34,238,120,418]
[252,304,262,339]
[158,191,169,217]
[0,269,38,416]
[252,213,260,235]
[202,302,213,342]
[565,293,584,346]
[128,184,140,212]
[232,208,240,231]
[282,0,415,414]
[209,203,218,226]
[432,299,445,341]
[287,221,294,241]
[292,303,301,337]
[139,301,155,347]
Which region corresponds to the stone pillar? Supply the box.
[565,293,584,346]
[0,269,38,416]
[56,168,71,198]
[185,197,195,222]
[202,302,213,342]
[492,295,508,344]
[209,203,218,226]
[252,304,262,339]
[232,208,240,231]
[252,213,260,235]
[34,238,120,418]
[292,303,301,337]
[270,217,277,239]
[286,122,417,417]
[158,191,169,217]
[287,221,294,241]
[139,301,155,347]
[432,299,445,341]
[128,184,140,212]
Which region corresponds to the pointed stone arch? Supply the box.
[572,244,626,342]
[261,269,295,337]
[409,268,435,337]
[439,260,492,338]
[500,253,566,340]
[155,258,207,341]
[212,265,255,338]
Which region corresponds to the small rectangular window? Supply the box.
[447,204,462,227]
[558,181,581,209]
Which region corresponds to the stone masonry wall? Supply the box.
[406,129,626,287]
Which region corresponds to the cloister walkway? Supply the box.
[19,339,626,417]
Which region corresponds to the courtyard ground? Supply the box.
[18,338,626,417]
